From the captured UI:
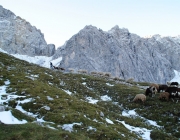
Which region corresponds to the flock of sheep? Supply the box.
[50,64,180,104]
[51,66,113,79]
[133,82,179,103]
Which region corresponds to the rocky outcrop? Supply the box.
[0,5,55,56]
[1,5,179,83]
[53,25,180,83]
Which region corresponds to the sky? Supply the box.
[0,0,180,48]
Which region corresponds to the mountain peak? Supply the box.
[0,5,55,57]
[108,25,129,34]
[83,25,98,30]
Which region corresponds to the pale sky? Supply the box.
[0,0,180,48]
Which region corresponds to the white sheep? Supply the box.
[68,68,74,73]
[113,77,120,81]
[133,94,146,103]
[104,72,111,78]
[90,71,98,76]
[77,69,88,74]
[97,72,105,77]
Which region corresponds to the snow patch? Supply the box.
[60,122,82,132]
[63,89,72,95]
[106,118,114,124]
[101,95,112,101]
[86,97,98,104]
[0,111,27,124]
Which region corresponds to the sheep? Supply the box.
[149,83,159,94]
[145,86,157,97]
[90,71,98,76]
[97,72,104,77]
[113,77,120,81]
[126,78,134,83]
[133,94,146,103]
[167,81,171,86]
[77,69,88,74]
[159,92,170,101]
[165,87,180,99]
[104,72,111,78]
[167,82,179,87]
[170,82,179,87]
[145,87,153,97]
[158,84,168,93]
[68,68,74,73]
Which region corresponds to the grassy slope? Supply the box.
[0,52,179,140]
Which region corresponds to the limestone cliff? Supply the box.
[53,25,180,83]
[0,5,55,56]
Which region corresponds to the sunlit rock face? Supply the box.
[0,5,55,57]
[53,25,180,83]
[1,5,180,83]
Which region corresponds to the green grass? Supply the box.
[0,52,179,140]
[0,123,87,140]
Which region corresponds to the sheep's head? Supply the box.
[150,86,157,95]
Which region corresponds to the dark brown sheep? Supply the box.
[170,82,179,87]
[165,87,180,99]
[145,87,153,97]
[158,84,168,93]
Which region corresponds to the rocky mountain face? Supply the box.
[53,25,180,84]
[0,5,55,56]
[1,5,180,84]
